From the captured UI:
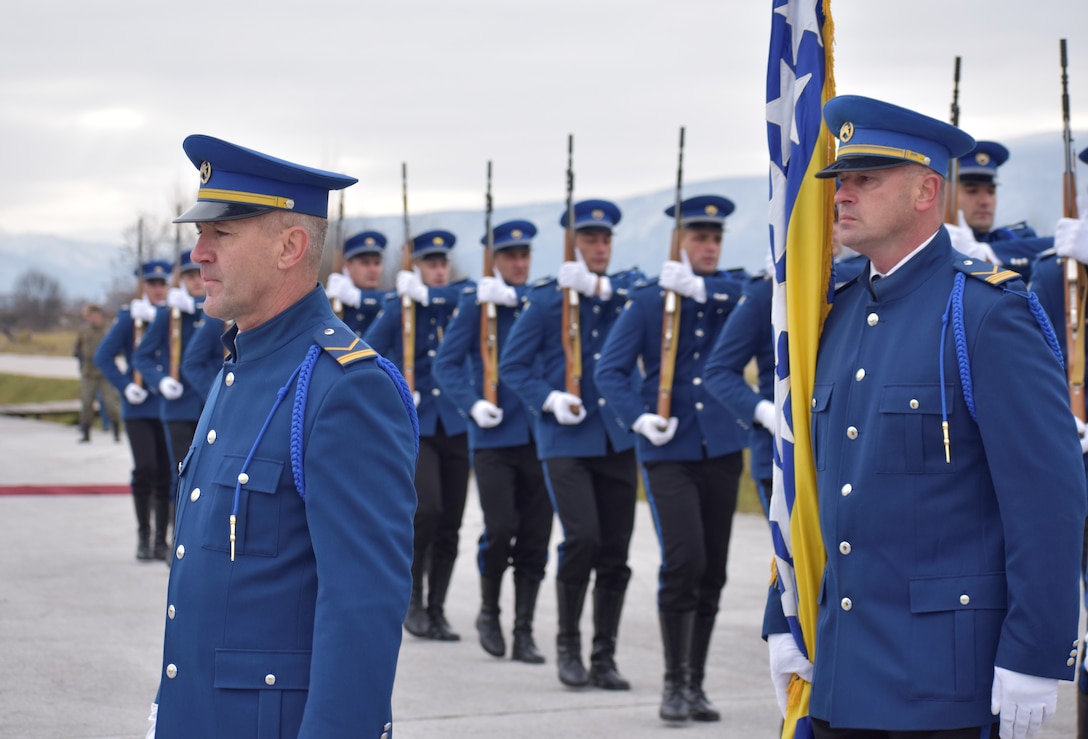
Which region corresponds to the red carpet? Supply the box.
[0,484,129,496]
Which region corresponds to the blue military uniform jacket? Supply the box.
[181,315,227,403]
[132,302,207,423]
[93,307,164,421]
[979,222,1052,283]
[766,230,1085,731]
[342,288,393,337]
[703,274,775,481]
[499,268,644,460]
[364,281,472,437]
[155,288,417,739]
[433,285,536,451]
[594,271,749,463]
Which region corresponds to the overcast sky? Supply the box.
[2,0,1086,244]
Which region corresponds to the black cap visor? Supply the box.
[173,200,277,224]
[815,156,913,179]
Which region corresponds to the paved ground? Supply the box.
[0,373,1080,737]
[0,353,80,380]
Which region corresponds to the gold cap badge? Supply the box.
[511,229,522,238]
[839,121,854,143]
[591,209,604,220]
[705,205,719,216]
[364,237,375,245]
[975,152,991,166]
[432,236,444,246]
[199,161,212,185]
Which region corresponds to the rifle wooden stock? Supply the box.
[560,135,582,403]
[480,161,499,404]
[330,190,346,318]
[657,127,685,419]
[132,217,145,387]
[400,163,416,393]
[1060,39,1086,419]
[169,205,183,381]
[944,56,962,224]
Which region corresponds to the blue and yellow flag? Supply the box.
[765,1,835,737]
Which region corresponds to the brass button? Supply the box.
[207,429,217,444]
[168,605,176,619]
[840,598,852,611]
[867,313,879,326]
[176,544,185,560]
[324,328,335,335]
[166,664,178,679]
[190,488,200,502]
[225,372,235,387]
[959,594,970,606]
[839,541,852,555]
[910,399,919,410]
[237,473,249,485]
[841,483,853,496]
[695,402,704,411]
[265,674,276,686]
[855,368,865,381]
[846,426,858,440]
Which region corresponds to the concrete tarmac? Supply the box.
[0,411,1078,738]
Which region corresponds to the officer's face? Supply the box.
[493,247,530,286]
[346,253,382,289]
[416,255,449,287]
[191,214,285,329]
[956,182,997,233]
[575,230,612,275]
[680,227,722,275]
[834,166,927,257]
[182,270,206,298]
[145,279,169,305]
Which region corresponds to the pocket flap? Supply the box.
[811,384,833,412]
[214,649,311,690]
[878,385,953,415]
[213,455,284,495]
[909,573,1006,613]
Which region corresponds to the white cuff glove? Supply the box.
[1055,211,1088,264]
[632,413,678,446]
[543,390,586,425]
[947,211,1002,265]
[476,275,518,307]
[130,297,157,323]
[990,666,1058,739]
[396,268,430,306]
[325,272,362,308]
[558,255,601,297]
[158,377,184,401]
[166,287,195,315]
[768,632,814,719]
[754,399,777,434]
[412,390,421,408]
[470,399,504,428]
[145,702,157,739]
[1076,416,1088,455]
[659,251,707,303]
[124,383,148,405]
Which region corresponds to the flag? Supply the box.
[766,1,836,737]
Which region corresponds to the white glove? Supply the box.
[130,297,157,323]
[754,399,776,434]
[158,377,184,400]
[167,286,195,315]
[659,251,707,303]
[412,390,421,408]
[1055,211,1088,265]
[632,413,678,446]
[470,399,504,428]
[476,275,518,307]
[124,382,148,405]
[543,390,586,425]
[990,666,1058,739]
[325,272,362,308]
[1076,416,1088,455]
[396,268,430,306]
[768,632,814,719]
[558,252,612,299]
[145,702,157,739]
[947,211,1002,265]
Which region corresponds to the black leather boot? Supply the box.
[556,580,589,686]
[511,575,545,664]
[426,555,460,641]
[687,613,721,721]
[476,576,504,656]
[589,587,630,690]
[659,611,694,722]
[152,493,170,560]
[134,494,152,561]
[403,554,431,637]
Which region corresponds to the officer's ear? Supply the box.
[276,223,310,271]
[912,167,942,214]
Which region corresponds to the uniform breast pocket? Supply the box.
[201,455,284,557]
[876,385,954,474]
[810,384,833,471]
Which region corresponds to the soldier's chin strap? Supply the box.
[939,273,1065,464]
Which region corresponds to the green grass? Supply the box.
[0,330,78,356]
[0,373,82,426]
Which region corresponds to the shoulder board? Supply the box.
[313,324,378,367]
[462,285,477,295]
[1035,247,1058,263]
[952,259,1022,287]
[532,276,556,288]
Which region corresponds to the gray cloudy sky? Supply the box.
[2,0,1086,243]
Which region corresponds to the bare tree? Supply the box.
[10,268,67,331]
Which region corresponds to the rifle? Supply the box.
[330,190,346,318]
[560,134,583,403]
[480,160,499,404]
[1061,38,1086,420]
[169,203,183,380]
[400,162,416,393]
[132,217,145,387]
[944,56,962,224]
[657,127,685,419]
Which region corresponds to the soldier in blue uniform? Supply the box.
[500,199,645,691]
[365,231,474,642]
[148,135,417,739]
[132,250,207,530]
[595,195,747,722]
[324,230,392,336]
[94,260,173,561]
[180,314,227,403]
[765,95,1086,739]
[433,219,553,664]
[946,140,1053,282]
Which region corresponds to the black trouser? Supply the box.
[811,718,997,739]
[414,421,470,596]
[473,443,553,582]
[124,417,172,536]
[542,446,637,590]
[642,453,742,614]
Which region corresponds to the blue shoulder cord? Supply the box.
[228,345,321,561]
[938,273,1064,463]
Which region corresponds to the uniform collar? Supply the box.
[866,230,951,302]
[222,286,330,362]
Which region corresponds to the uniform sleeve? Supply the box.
[181,318,225,403]
[132,306,170,391]
[704,284,769,424]
[433,292,481,416]
[93,314,133,392]
[498,293,554,416]
[594,298,648,428]
[362,296,399,359]
[297,361,416,737]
